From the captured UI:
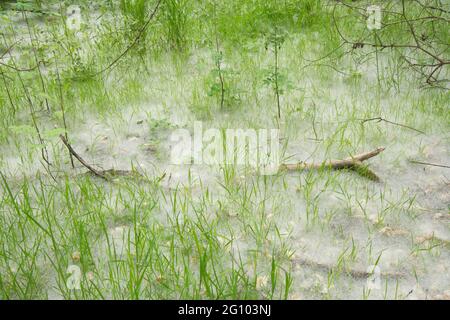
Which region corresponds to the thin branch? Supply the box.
[92,0,162,77]
[59,135,107,180]
[0,39,19,59]
[332,0,449,87]
[360,117,425,134]
[281,147,385,181]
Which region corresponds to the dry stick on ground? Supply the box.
[280,147,385,181]
[59,135,107,180]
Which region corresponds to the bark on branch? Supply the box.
[59,135,107,180]
[281,147,385,181]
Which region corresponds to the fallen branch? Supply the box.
[281,147,385,181]
[59,135,107,180]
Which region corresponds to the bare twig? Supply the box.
[92,0,162,77]
[282,147,385,170]
[0,36,41,72]
[0,40,19,59]
[59,135,107,179]
[331,0,449,87]
[360,117,425,134]
[281,147,385,181]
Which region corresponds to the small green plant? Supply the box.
[205,2,242,111]
[204,50,242,112]
[210,1,225,110]
[209,50,225,109]
[264,27,289,120]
